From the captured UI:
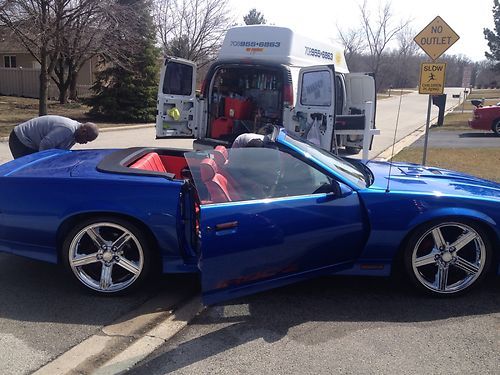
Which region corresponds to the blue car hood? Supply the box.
[365,160,500,200]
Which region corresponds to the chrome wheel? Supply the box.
[67,221,145,293]
[410,222,487,295]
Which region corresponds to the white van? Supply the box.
[156,25,377,154]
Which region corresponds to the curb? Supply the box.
[33,295,203,375]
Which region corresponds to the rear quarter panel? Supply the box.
[0,174,185,266]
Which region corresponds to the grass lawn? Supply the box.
[468,88,500,100]
[0,96,152,137]
[393,147,500,182]
[435,112,471,131]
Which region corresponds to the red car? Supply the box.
[469,104,500,136]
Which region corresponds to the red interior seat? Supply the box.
[199,158,231,203]
[214,145,228,164]
[129,152,166,172]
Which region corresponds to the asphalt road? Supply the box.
[129,276,500,375]
[0,88,492,374]
[366,87,463,158]
[0,253,198,375]
[411,130,500,148]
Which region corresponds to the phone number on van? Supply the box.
[304,46,334,61]
[230,41,281,48]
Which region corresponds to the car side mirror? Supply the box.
[315,181,341,196]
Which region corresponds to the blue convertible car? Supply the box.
[0,128,498,304]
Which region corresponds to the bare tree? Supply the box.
[358,0,411,90]
[51,0,144,103]
[154,0,232,66]
[0,0,144,111]
[393,26,420,88]
[0,0,67,115]
[337,26,366,68]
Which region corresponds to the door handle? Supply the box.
[214,221,239,231]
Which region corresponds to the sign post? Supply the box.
[414,16,459,165]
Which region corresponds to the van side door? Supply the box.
[294,65,336,152]
[156,58,201,139]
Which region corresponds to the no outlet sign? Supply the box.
[414,16,459,60]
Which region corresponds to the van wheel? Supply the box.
[345,146,361,154]
[492,120,500,136]
[62,217,150,295]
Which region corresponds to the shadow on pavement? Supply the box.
[459,132,497,138]
[0,253,198,354]
[129,275,500,374]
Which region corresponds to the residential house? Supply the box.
[0,26,97,99]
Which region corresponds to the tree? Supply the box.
[392,26,419,88]
[358,0,411,90]
[51,0,138,103]
[337,26,366,69]
[243,8,266,25]
[484,0,500,70]
[154,0,232,65]
[0,0,68,115]
[86,0,160,122]
[0,0,140,111]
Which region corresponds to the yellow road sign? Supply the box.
[414,16,459,60]
[419,63,446,94]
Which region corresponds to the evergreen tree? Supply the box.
[243,9,266,25]
[87,0,160,122]
[484,0,500,70]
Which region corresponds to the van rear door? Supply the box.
[156,58,199,138]
[294,65,336,152]
[344,73,376,125]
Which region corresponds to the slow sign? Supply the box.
[419,63,446,94]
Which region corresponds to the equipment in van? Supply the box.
[156,25,379,159]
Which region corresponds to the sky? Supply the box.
[229,0,495,62]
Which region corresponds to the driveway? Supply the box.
[128,277,500,375]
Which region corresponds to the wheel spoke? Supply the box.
[414,252,438,268]
[112,232,132,252]
[115,256,140,275]
[86,228,107,248]
[454,256,480,275]
[71,252,99,267]
[431,227,446,249]
[450,231,477,252]
[100,264,113,290]
[435,266,449,291]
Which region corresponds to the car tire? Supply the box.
[403,219,492,297]
[62,216,151,295]
[492,120,500,136]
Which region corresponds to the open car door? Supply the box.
[187,146,366,305]
[294,65,336,152]
[156,57,200,138]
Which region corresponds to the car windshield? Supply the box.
[282,132,368,188]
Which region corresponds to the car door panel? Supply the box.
[199,192,367,304]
